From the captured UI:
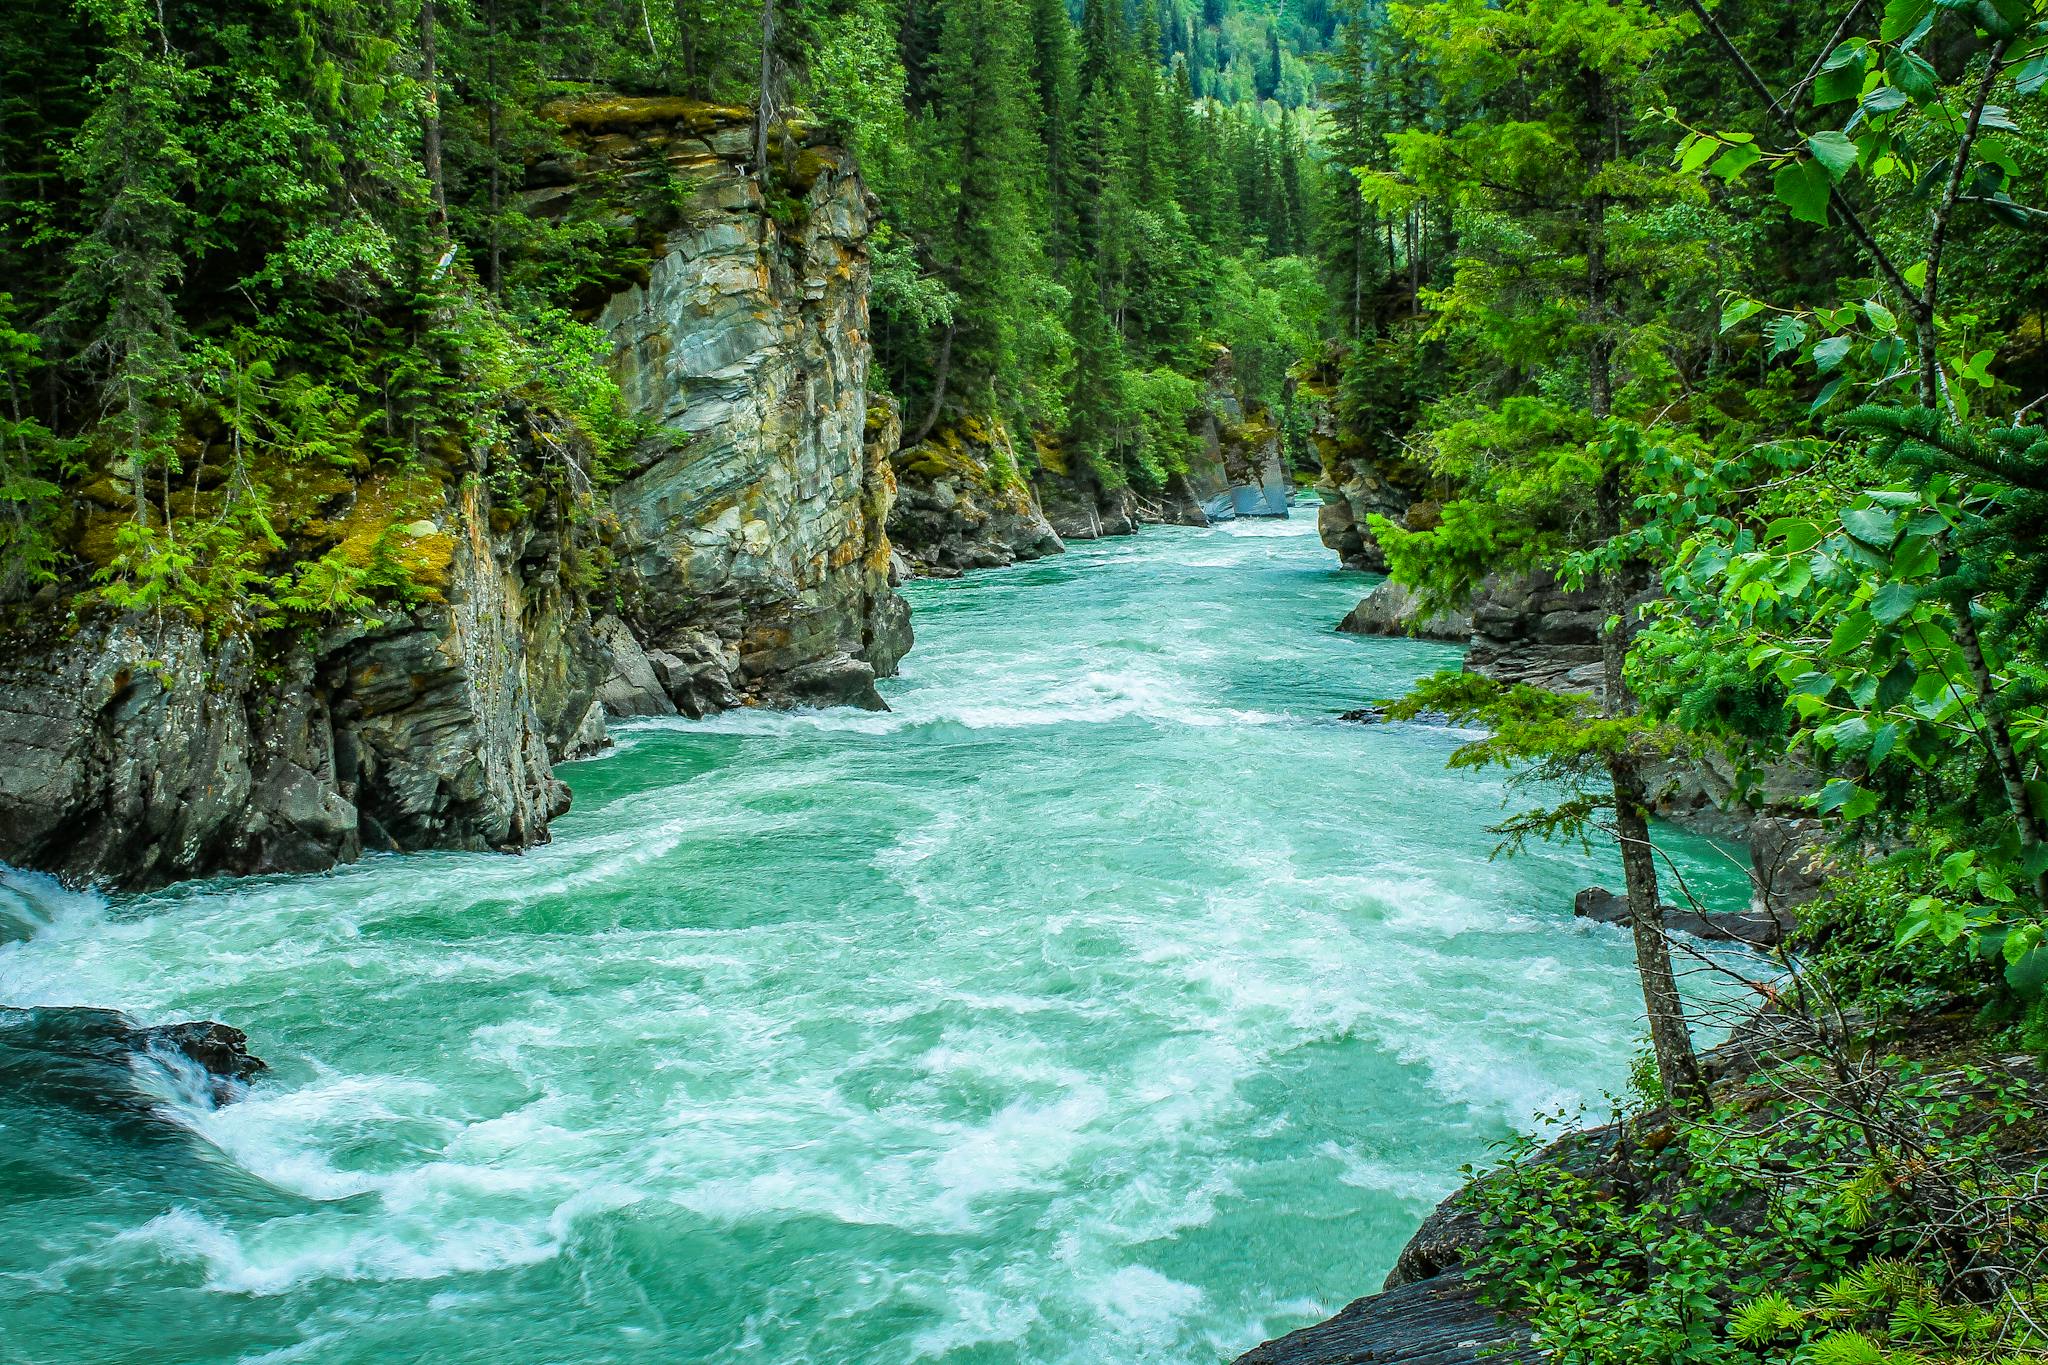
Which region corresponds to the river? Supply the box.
[0,513,1750,1364]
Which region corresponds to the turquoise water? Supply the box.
[0,515,1751,1364]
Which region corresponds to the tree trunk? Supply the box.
[1611,750,1707,1106]
[1953,602,2048,911]
[1586,97,1703,1106]
[420,0,448,233]
[754,0,775,189]
[911,323,957,447]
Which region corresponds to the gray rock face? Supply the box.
[1338,579,1473,642]
[1747,814,1838,917]
[888,418,1065,575]
[1232,1273,1533,1365]
[1572,884,1793,947]
[1311,413,1428,573]
[0,101,909,889]
[1035,460,1140,542]
[1461,569,1616,697]
[1185,350,1293,522]
[587,106,908,707]
[0,471,592,888]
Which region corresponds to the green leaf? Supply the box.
[1807,131,1860,181]
[1813,335,1852,372]
[2008,945,2048,996]
[1720,297,1765,332]
[1829,610,1876,655]
[1767,517,1823,552]
[1816,61,1867,105]
[1885,50,1940,100]
[1841,505,1901,547]
[1892,533,1939,579]
[2017,53,2048,97]
[1817,777,1870,814]
[1677,134,1721,174]
[1775,159,1833,224]
[1870,581,1920,624]
[1766,315,1809,358]
[1880,0,1933,41]
[1711,143,1762,181]
[1864,298,1899,333]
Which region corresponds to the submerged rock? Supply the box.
[0,1005,265,1112]
[1572,884,1791,947]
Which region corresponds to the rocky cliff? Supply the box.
[0,447,597,888]
[561,98,909,710]
[0,100,907,889]
[1309,382,1431,572]
[887,418,1065,575]
[885,346,1304,572]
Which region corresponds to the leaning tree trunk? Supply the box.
[1586,145,1704,1107]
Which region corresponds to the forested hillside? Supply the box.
[0,0,1332,617]
[1292,0,2048,1358]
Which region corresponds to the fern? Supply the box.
[1728,1291,1803,1344]
[1808,1329,1889,1365]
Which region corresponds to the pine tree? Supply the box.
[57,0,200,524]
[1362,0,1707,1107]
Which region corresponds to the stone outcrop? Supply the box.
[1461,569,1615,697]
[1034,453,1141,542]
[1182,350,1292,522]
[1572,884,1793,947]
[1337,579,1472,643]
[1233,1273,1533,1365]
[1311,385,1430,572]
[1,1004,265,1111]
[0,458,595,889]
[0,100,910,889]
[887,417,1064,575]
[569,98,910,709]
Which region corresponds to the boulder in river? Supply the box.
[1572,885,1791,947]
[0,1004,265,1113]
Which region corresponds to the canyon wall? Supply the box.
[0,101,906,889]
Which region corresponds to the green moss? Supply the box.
[544,96,751,135]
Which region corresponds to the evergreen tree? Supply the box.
[1362,0,1708,1105]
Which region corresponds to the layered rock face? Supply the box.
[567,99,910,709]
[888,418,1064,575]
[0,463,595,889]
[0,101,908,888]
[1175,352,1292,524]
[1336,578,1472,643]
[1311,394,1430,572]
